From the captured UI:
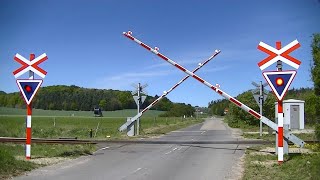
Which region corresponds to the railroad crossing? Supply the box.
[119,42,221,132]
[121,31,305,164]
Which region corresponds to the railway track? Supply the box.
[1,137,319,145]
[0,137,96,144]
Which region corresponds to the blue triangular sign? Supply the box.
[16,79,43,105]
[262,70,296,101]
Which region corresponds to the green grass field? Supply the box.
[0,107,165,117]
[0,115,202,139]
[0,107,204,139]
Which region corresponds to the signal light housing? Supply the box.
[276,77,284,86]
[24,85,32,93]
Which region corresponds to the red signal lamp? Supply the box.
[24,85,32,93]
[276,77,284,86]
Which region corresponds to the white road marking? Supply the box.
[201,131,206,134]
[95,146,109,152]
[165,151,172,155]
[173,147,178,151]
[132,168,142,174]
[172,131,205,133]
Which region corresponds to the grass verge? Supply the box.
[226,118,320,180]
[0,143,96,179]
[243,146,320,180]
[0,144,38,179]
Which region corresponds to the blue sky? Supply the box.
[0,0,319,107]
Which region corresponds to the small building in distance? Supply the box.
[93,106,103,117]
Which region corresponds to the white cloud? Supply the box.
[107,70,173,81]
[145,57,213,70]
[201,66,231,73]
[94,53,230,90]
[145,62,170,69]
[95,69,176,90]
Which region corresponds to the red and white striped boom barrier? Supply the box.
[119,48,221,131]
[122,31,305,147]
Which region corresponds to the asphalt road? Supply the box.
[15,117,246,180]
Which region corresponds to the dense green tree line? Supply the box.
[208,99,229,116]
[0,85,189,113]
[311,33,320,140]
[160,103,195,117]
[311,33,320,96]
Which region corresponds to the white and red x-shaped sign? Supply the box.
[257,40,301,70]
[13,53,48,78]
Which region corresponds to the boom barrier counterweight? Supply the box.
[122,31,305,148]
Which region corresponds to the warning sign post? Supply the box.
[13,53,47,159]
[258,40,301,164]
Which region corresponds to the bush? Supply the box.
[0,145,37,178]
[316,124,320,141]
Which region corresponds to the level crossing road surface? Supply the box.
[15,117,247,180]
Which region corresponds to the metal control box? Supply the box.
[275,99,305,130]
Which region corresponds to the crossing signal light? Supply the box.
[24,85,32,93]
[16,79,43,105]
[263,71,296,101]
[276,77,284,86]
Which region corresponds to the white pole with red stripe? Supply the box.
[13,53,47,160]
[122,31,305,149]
[26,53,35,159]
[275,42,284,164]
[119,49,221,131]
[277,100,284,163]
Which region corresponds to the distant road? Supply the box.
[15,117,247,180]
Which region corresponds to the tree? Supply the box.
[304,92,320,124]
[209,99,229,116]
[99,99,107,110]
[160,103,194,117]
[311,33,320,140]
[311,33,320,96]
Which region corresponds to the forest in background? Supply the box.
[0,85,194,117]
